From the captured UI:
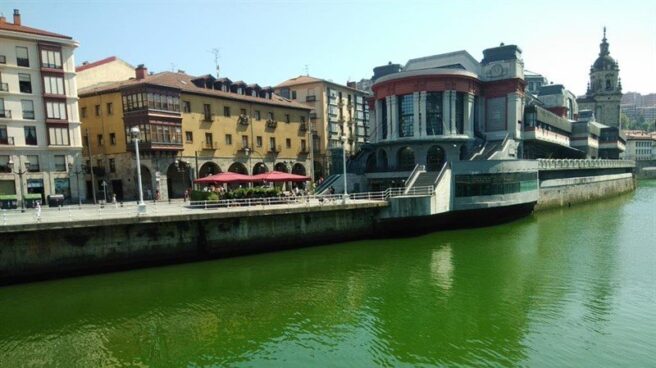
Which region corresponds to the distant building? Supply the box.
[275,76,370,177]
[0,9,84,205]
[623,130,655,160]
[525,70,549,96]
[577,28,623,128]
[76,56,135,90]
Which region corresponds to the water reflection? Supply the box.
[0,184,654,367]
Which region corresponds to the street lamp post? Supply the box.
[131,127,146,213]
[342,135,348,203]
[8,157,30,213]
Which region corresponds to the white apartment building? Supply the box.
[623,131,656,161]
[0,9,83,206]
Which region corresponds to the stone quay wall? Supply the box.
[0,202,386,284]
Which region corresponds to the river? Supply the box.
[1,181,655,367]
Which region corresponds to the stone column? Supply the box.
[375,99,382,142]
[449,91,457,134]
[413,92,420,137]
[419,91,427,137]
[464,93,475,137]
[507,92,521,139]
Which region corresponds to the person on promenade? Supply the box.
[155,190,160,201]
[112,194,117,208]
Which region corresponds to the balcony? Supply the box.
[23,111,35,120]
[0,110,11,119]
[299,146,310,155]
[523,127,570,147]
[306,95,317,102]
[202,113,215,123]
[268,145,282,154]
[299,122,308,131]
[266,119,277,129]
[0,136,14,145]
[238,114,249,126]
[0,82,8,92]
[202,141,217,150]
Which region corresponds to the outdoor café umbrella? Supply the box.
[193,172,253,184]
[251,170,310,183]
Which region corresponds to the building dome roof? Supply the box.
[593,54,617,70]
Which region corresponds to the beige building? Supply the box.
[75,56,135,90]
[0,9,83,206]
[79,65,313,201]
[623,130,656,160]
[275,76,369,178]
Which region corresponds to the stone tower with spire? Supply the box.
[577,27,623,128]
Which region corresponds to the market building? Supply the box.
[0,9,83,206]
[79,65,312,201]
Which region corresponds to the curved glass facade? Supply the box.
[426,92,443,135]
[398,95,414,137]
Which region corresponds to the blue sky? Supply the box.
[3,0,655,94]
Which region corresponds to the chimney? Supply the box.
[13,9,21,26]
[135,64,148,80]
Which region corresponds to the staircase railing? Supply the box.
[403,164,426,194]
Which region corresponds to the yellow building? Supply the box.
[275,76,370,177]
[79,65,312,201]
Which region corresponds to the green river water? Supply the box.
[1,181,655,367]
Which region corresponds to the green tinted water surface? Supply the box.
[1,182,655,367]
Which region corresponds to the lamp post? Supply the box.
[130,127,146,213]
[8,157,30,212]
[342,135,348,203]
[68,162,85,207]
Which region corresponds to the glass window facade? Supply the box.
[426,92,443,135]
[122,90,180,113]
[398,94,414,137]
[380,99,387,139]
[397,147,415,170]
[455,172,538,197]
[40,49,62,69]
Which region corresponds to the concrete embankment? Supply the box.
[0,201,386,284]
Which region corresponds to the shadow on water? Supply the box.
[0,182,654,367]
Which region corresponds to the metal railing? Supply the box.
[537,158,635,170]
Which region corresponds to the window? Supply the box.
[301,139,307,152]
[46,101,66,119]
[18,73,32,94]
[268,112,274,121]
[109,158,116,173]
[241,135,249,148]
[225,134,232,145]
[380,99,387,139]
[83,135,88,147]
[27,155,39,172]
[40,49,62,69]
[81,107,87,118]
[183,101,191,113]
[110,133,116,145]
[240,108,247,116]
[24,126,37,145]
[203,104,212,121]
[0,125,9,145]
[224,106,231,117]
[286,138,291,148]
[95,105,101,116]
[269,137,276,150]
[106,102,113,115]
[256,136,262,147]
[426,92,443,135]
[285,114,290,123]
[486,97,506,132]
[455,92,464,134]
[43,75,64,95]
[398,94,414,137]
[54,155,67,172]
[255,110,261,120]
[21,100,35,120]
[0,55,5,64]
[97,134,104,146]
[16,47,29,67]
[185,131,193,143]
[48,127,69,146]
[300,116,306,123]
[97,159,104,170]
[205,132,213,147]
[291,91,297,100]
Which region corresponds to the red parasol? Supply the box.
[251,170,310,183]
[193,172,253,184]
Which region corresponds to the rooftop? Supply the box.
[79,71,311,110]
[275,75,364,93]
[0,9,72,40]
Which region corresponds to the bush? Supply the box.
[191,190,219,201]
[224,187,280,200]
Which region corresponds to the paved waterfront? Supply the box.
[0,196,383,228]
[0,181,654,367]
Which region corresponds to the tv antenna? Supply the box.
[210,48,221,78]
[304,64,309,76]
